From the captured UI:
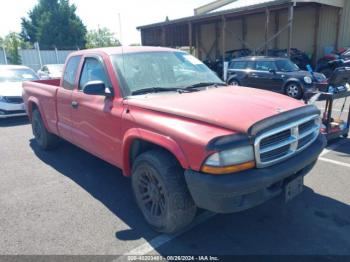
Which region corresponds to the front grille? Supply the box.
[260,129,291,150]
[254,115,320,168]
[4,96,23,104]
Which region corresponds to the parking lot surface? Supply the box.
[0,101,350,257]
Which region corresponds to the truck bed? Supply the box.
[22,79,61,135]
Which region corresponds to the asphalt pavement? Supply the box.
[0,105,349,258]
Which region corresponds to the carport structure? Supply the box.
[137,0,349,64]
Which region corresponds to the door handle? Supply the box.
[71,101,79,109]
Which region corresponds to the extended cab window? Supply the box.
[79,57,108,90]
[62,56,81,90]
[255,61,276,71]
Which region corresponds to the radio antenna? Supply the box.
[118,13,127,94]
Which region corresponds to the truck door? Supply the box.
[56,55,82,141]
[71,55,123,166]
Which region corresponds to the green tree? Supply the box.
[3,33,22,64]
[21,0,87,49]
[86,27,121,49]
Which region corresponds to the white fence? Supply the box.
[0,49,75,71]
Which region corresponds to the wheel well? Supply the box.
[228,77,239,84]
[129,139,179,169]
[28,102,38,121]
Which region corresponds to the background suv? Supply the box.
[226,56,325,99]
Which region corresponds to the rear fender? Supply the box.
[122,128,189,177]
[27,97,50,131]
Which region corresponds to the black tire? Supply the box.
[131,149,196,233]
[32,109,60,150]
[285,82,303,99]
[228,78,240,86]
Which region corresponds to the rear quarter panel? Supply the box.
[22,80,60,135]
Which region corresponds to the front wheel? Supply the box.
[131,150,197,233]
[285,83,303,99]
[228,79,240,86]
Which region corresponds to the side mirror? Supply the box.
[269,69,276,74]
[83,80,113,97]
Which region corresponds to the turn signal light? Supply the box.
[201,161,255,175]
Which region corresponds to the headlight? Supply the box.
[304,76,312,84]
[202,145,255,175]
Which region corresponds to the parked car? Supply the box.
[227,56,326,99]
[37,64,64,79]
[23,47,326,233]
[0,65,39,118]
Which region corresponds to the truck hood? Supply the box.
[126,86,304,133]
[0,82,23,97]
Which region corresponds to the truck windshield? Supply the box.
[0,68,39,83]
[275,60,300,72]
[110,51,224,96]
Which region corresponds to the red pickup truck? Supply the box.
[23,47,326,233]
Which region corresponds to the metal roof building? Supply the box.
[137,0,350,64]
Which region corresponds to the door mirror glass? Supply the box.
[83,80,112,97]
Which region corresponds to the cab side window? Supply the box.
[62,56,81,90]
[79,57,108,90]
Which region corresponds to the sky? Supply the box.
[0,0,209,45]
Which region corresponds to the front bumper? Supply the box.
[184,134,326,213]
[0,102,27,118]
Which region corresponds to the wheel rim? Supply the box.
[286,84,299,97]
[136,167,166,218]
[230,80,239,86]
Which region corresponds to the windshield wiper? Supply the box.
[131,87,180,96]
[183,82,227,90]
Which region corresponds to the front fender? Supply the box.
[121,128,189,177]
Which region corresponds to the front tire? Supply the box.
[32,109,60,150]
[131,150,196,233]
[285,82,303,99]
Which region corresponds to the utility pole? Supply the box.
[35,42,43,68]
[118,13,123,45]
[2,46,8,64]
[54,46,59,63]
